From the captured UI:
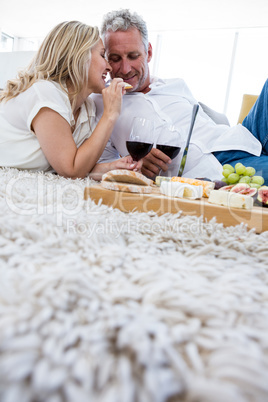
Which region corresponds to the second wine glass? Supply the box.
[156,124,182,159]
[126,117,155,161]
[156,124,183,175]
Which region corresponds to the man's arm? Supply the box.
[98,139,120,163]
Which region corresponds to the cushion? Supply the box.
[199,101,230,126]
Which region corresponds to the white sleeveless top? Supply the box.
[0,80,96,171]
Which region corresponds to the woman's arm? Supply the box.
[32,79,126,179]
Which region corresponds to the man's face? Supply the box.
[104,28,152,94]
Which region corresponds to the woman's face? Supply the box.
[87,39,112,93]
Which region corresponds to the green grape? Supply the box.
[235,162,243,170]
[244,166,256,177]
[251,175,265,186]
[235,164,246,175]
[223,168,233,178]
[239,176,251,184]
[228,173,240,184]
[221,177,229,183]
[222,164,235,173]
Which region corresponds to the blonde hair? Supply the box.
[0,21,99,110]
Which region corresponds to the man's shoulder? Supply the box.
[90,93,102,103]
[150,76,193,97]
[151,76,186,86]
[90,93,104,117]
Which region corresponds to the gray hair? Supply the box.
[101,9,149,53]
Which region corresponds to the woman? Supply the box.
[0,21,139,179]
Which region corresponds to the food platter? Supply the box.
[84,184,268,233]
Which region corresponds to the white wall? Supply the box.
[0,51,36,88]
[150,27,268,126]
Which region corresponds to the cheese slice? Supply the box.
[208,190,253,210]
[171,177,215,198]
[160,181,203,199]
[155,176,172,187]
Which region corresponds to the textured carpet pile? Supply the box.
[0,167,268,402]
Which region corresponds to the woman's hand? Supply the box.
[110,155,143,171]
[89,156,143,181]
[101,78,126,123]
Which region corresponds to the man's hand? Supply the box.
[141,148,171,178]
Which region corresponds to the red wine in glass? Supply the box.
[126,141,153,161]
[127,117,155,161]
[156,144,181,160]
[156,125,182,175]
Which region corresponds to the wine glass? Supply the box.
[126,117,155,161]
[156,124,183,176]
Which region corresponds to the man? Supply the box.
[92,9,267,182]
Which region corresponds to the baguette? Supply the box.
[102,169,154,186]
[101,180,152,194]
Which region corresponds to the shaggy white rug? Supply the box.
[0,167,268,402]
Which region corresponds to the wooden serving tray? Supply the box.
[84,184,268,233]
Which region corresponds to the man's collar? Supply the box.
[150,76,166,87]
